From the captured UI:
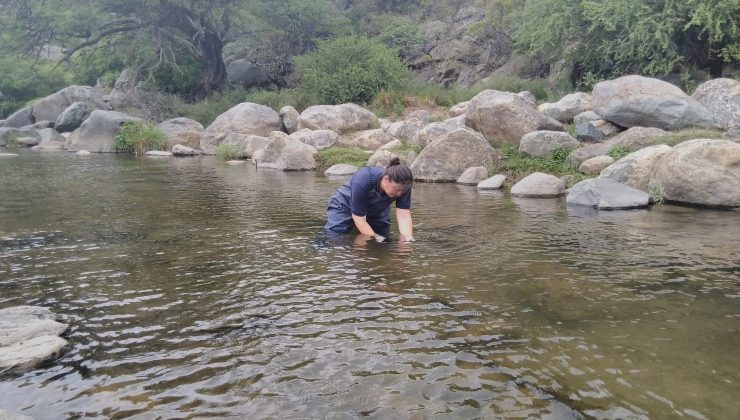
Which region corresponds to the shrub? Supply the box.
[490,145,585,185]
[293,35,412,105]
[369,89,406,117]
[180,87,247,126]
[114,121,167,155]
[215,144,247,160]
[315,147,371,172]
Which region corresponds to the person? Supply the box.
[324,158,415,243]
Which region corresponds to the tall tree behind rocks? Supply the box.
[1,0,257,100]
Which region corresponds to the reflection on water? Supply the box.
[0,149,738,419]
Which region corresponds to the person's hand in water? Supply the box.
[400,234,415,243]
[373,234,386,243]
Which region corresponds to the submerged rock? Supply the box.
[477,174,506,190]
[567,178,650,209]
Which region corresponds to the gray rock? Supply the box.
[32,85,107,123]
[201,103,282,154]
[544,92,591,122]
[367,149,399,167]
[510,172,566,197]
[611,126,668,151]
[411,128,497,182]
[477,174,506,190]
[386,121,424,146]
[519,130,580,157]
[449,101,469,117]
[599,144,673,191]
[575,121,605,141]
[567,178,651,209]
[16,137,40,147]
[220,133,270,157]
[2,107,35,128]
[171,144,201,156]
[465,90,563,146]
[579,155,615,175]
[0,409,34,420]
[25,121,54,130]
[226,59,270,88]
[76,150,91,155]
[155,117,204,149]
[416,116,466,147]
[457,166,488,185]
[378,139,403,151]
[339,129,395,150]
[566,138,620,167]
[146,150,172,157]
[573,111,603,125]
[280,106,300,134]
[65,110,141,153]
[691,78,740,130]
[55,102,94,133]
[0,127,40,146]
[324,164,358,176]
[591,75,715,130]
[288,128,338,150]
[649,139,740,207]
[0,306,68,373]
[406,110,434,123]
[297,104,379,134]
[255,132,317,171]
[517,91,537,107]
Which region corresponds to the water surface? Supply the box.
[1,150,738,419]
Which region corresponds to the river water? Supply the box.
[0,150,738,419]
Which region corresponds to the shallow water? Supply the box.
[0,150,738,419]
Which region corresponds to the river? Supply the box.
[1,150,738,418]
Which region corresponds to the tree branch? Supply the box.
[55,19,143,69]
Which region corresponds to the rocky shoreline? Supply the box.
[1,75,738,209]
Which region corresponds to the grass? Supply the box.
[489,145,587,187]
[2,132,21,147]
[608,146,630,160]
[388,144,424,156]
[215,144,247,160]
[315,147,371,172]
[660,128,726,146]
[114,122,167,155]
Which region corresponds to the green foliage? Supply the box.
[369,89,406,117]
[648,185,664,204]
[315,147,371,172]
[0,55,71,117]
[114,121,167,155]
[608,146,630,160]
[490,145,585,184]
[371,15,425,58]
[293,36,412,105]
[245,88,321,113]
[215,144,247,160]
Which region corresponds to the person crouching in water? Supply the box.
[325,157,415,243]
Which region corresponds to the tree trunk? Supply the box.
[193,29,228,101]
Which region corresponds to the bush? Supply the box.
[315,147,371,172]
[215,144,247,160]
[114,121,167,155]
[369,89,406,117]
[293,35,412,105]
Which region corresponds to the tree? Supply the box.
[1,0,252,100]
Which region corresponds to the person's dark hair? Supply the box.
[384,157,414,187]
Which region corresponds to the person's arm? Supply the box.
[396,208,414,242]
[351,214,377,236]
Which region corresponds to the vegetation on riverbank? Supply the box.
[489,146,586,187]
[114,122,167,155]
[315,147,372,172]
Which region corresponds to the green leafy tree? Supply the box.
[293,35,411,104]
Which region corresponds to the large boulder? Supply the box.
[464,90,563,146]
[288,128,338,150]
[567,178,651,209]
[599,144,673,191]
[367,149,400,167]
[221,133,271,157]
[226,59,270,88]
[385,120,425,146]
[416,116,466,147]
[649,139,740,207]
[254,132,317,171]
[519,131,580,157]
[200,102,282,154]
[31,128,66,150]
[0,127,41,147]
[2,107,35,128]
[457,166,488,185]
[411,128,496,182]
[691,78,740,130]
[510,172,566,197]
[610,126,668,151]
[171,144,201,156]
[338,129,395,150]
[65,110,141,153]
[449,101,469,117]
[544,92,591,122]
[297,104,379,133]
[579,155,614,175]
[0,306,68,373]
[54,102,95,133]
[591,75,715,130]
[155,117,204,149]
[573,111,603,125]
[280,106,300,134]
[32,85,107,123]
